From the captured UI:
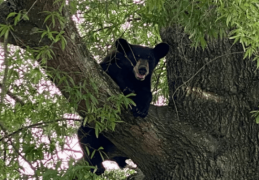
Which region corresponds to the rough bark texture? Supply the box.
[159,27,259,179]
[1,1,259,180]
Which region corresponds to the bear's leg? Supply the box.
[77,126,106,174]
[131,90,152,118]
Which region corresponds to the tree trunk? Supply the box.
[158,26,259,179]
[1,1,259,180]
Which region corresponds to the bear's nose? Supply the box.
[138,67,147,75]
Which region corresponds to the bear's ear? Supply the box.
[153,43,169,59]
[115,38,131,54]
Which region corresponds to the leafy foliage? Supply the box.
[102,168,136,180]
[1,0,259,179]
[0,1,136,178]
[0,46,80,179]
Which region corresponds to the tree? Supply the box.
[0,0,259,179]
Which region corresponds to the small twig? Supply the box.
[24,0,39,18]
[0,118,81,142]
[0,84,25,105]
[3,140,7,180]
[93,26,113,33]
[126,17,141,22]
[62,148,82,154]
[1,29,9,107]
[0,121,39,179]
[7,137,39,180]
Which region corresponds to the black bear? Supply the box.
[78,38,169,174]
[101,38,169,117]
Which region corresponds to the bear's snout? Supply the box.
[133,59,150,81]
[138,67,147,75]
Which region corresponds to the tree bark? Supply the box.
[1,1,259,180]
[159,26,259,179]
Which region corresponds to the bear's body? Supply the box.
[101,38,169,117]
[78,39,169,174]
[78,125,128,174]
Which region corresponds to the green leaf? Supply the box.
[99,150,104,161]
[256,116,259,124]
[200,36,206,49]
[6,12,17,20]
[85,146,90,156]
[22,13,29,21]
[14,11,22,25]
[91,150,96,159]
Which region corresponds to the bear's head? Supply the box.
[116,38,169,81]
